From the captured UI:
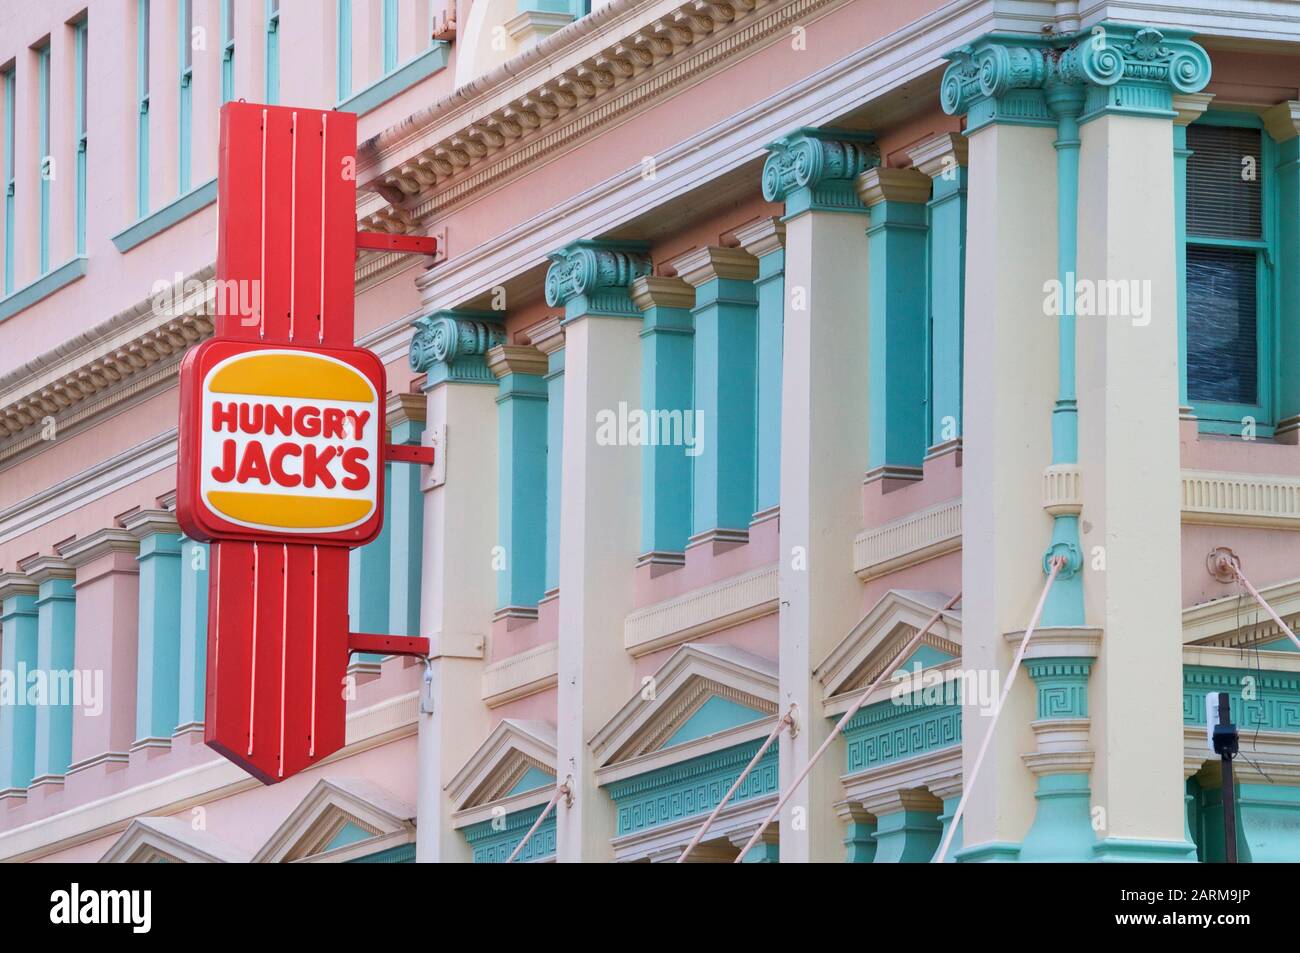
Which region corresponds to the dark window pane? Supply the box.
[1187,244,1257,406]
[1187,124,1262,241]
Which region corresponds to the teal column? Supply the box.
[630,276,695,565]
[532,323,565,597]
[672,246,759,546]
[24,558,76,782]
[840,806,877,863]
[1266,103,1300,438]
[934,794,963,862]
[908,133,968,453]
[350,463,393,662]
[735,218,785,520]
[869,794,943,863]
[1017,657,1097,862]
[737,833,779,863]
[0,575,39,796]
[125,512,183,746]
[858,168,932,481]
[487,345,549,614]
[387,396,426,637]
[176,535,208,734]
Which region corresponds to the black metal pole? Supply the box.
[1215,692,1238,864]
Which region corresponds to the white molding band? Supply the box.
[1181,469,1300,529]
[623,564,778,657]
[481,641,560,706]
[854,498,961,580]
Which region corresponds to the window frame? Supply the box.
[1184,109,1278,435]
[221,0,235,103]
[137,0,150,219]
[179,0,193,194]
[265,0,279,105]
[36,41,50,276]
[74,18,87,256]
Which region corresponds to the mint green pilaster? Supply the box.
[858,168,931,480]
[869,795,943,863]
[630,276,695,563]
[672,247,759,544]
[1266,103,1300,438]
[488,346,549,613]
[28,562,76,782]
[535,327,565,596]
[127,514,183,745]
[735,219,785,519]
[908,134,968,452]
[934,794,963,862]
[349,462,393,659]
[387,397,426,637]
[176,536,208,733]
[0,577,39,795]
[840,805,877,863]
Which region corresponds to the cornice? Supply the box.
[630,275,695,312]
[0,571,38,603]
[56,528,141,568]
[486,344,549,379]
[855,166,932,208]
[120,508,181,540]
[668,245,758,286]
[1173,91,1215,128]
[732,217,785,258]
[386,392,427,429]
[1262,100,1300,143]
[14,555,75,586]
[906,131,968,178]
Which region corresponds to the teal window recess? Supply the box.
[137,0,150,219]
[382,0,398,74]
[176,538,209,732]
[179,0,193,195]
[134,531,183,743]
[3,67,15,294]
[265,0,280,105]
[387,417,424,638]
[0,255,87,323]
[336,42,449,116]
[220,0,235,103]
[36,43,49,276]
[33,575,76,781]
[111,177,216,253]
[1183,110,1277,435]
[336,0,352,102]
[74,21,87,257]
[0,589,39,792]
[463,803,557,863]
[495,368,548,611]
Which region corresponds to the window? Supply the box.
[75,19,87,256]
[265,0,279,105]
[1185,117,1274,431]
[3,67,14,293]
[137,0,150,219]
[37,42,49,275]
[179,0,192,193]
[221,0,235,103]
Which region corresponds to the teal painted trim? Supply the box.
[336,43,450,116]
[842,692,961,774]
[866,198,929,473]
[463,803,557,862]
[0,592,39,791]
[1174,122,1190,407]
[933,795,961,863]
[265,1,280,105]
[659,695,765,750]
[336,0,353,102]
[135,532,183,742]
[1092,837,1196,862]
[220,0,235,102]
[1183,665,1300,733]
[350,463,393,661]
[178,8,192,196]
[844,815,877,863]
[37,45,49,276]
[388,419,424,638]
[638,297,694,556]
[3,68,14,293]
[111,178,216,253]
[604,738,778,837]
[33,576,75,780]
[0,256,87,323]
[952,841,1020,863]
[690,276,758,536]
[382,0,398,73]
[1186,111,1277,431]
[519,0,588,14]
[347,842,416,863]
[1024,656,1091,719]
[872,809,941,863]
[753,248,783,514]
[544,347,564,594]
[1018,772,1097,861]
[176,538,209,731]
[74,23,87,257]
[137,0,150,219]
[926,168,966,447]
[325,820,373,851]
[507,765,555,797]
[496,371,549,610]
[1237,783,1300,862]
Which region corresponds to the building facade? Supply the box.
[0,0,1298,863]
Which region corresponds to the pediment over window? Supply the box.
[252,777,416,863]
[591,643,778,782]
[815,590,961,702]
[1183,575,1300,652]
[101,817,249,864]
[448,719,558,827]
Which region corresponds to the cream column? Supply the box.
[940,56,1060,858]
[409,309,504,862]
[763,128,876,862]
[547,240,650,862]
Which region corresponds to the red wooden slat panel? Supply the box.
[320,110,358,347]
[215,105,264,340]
